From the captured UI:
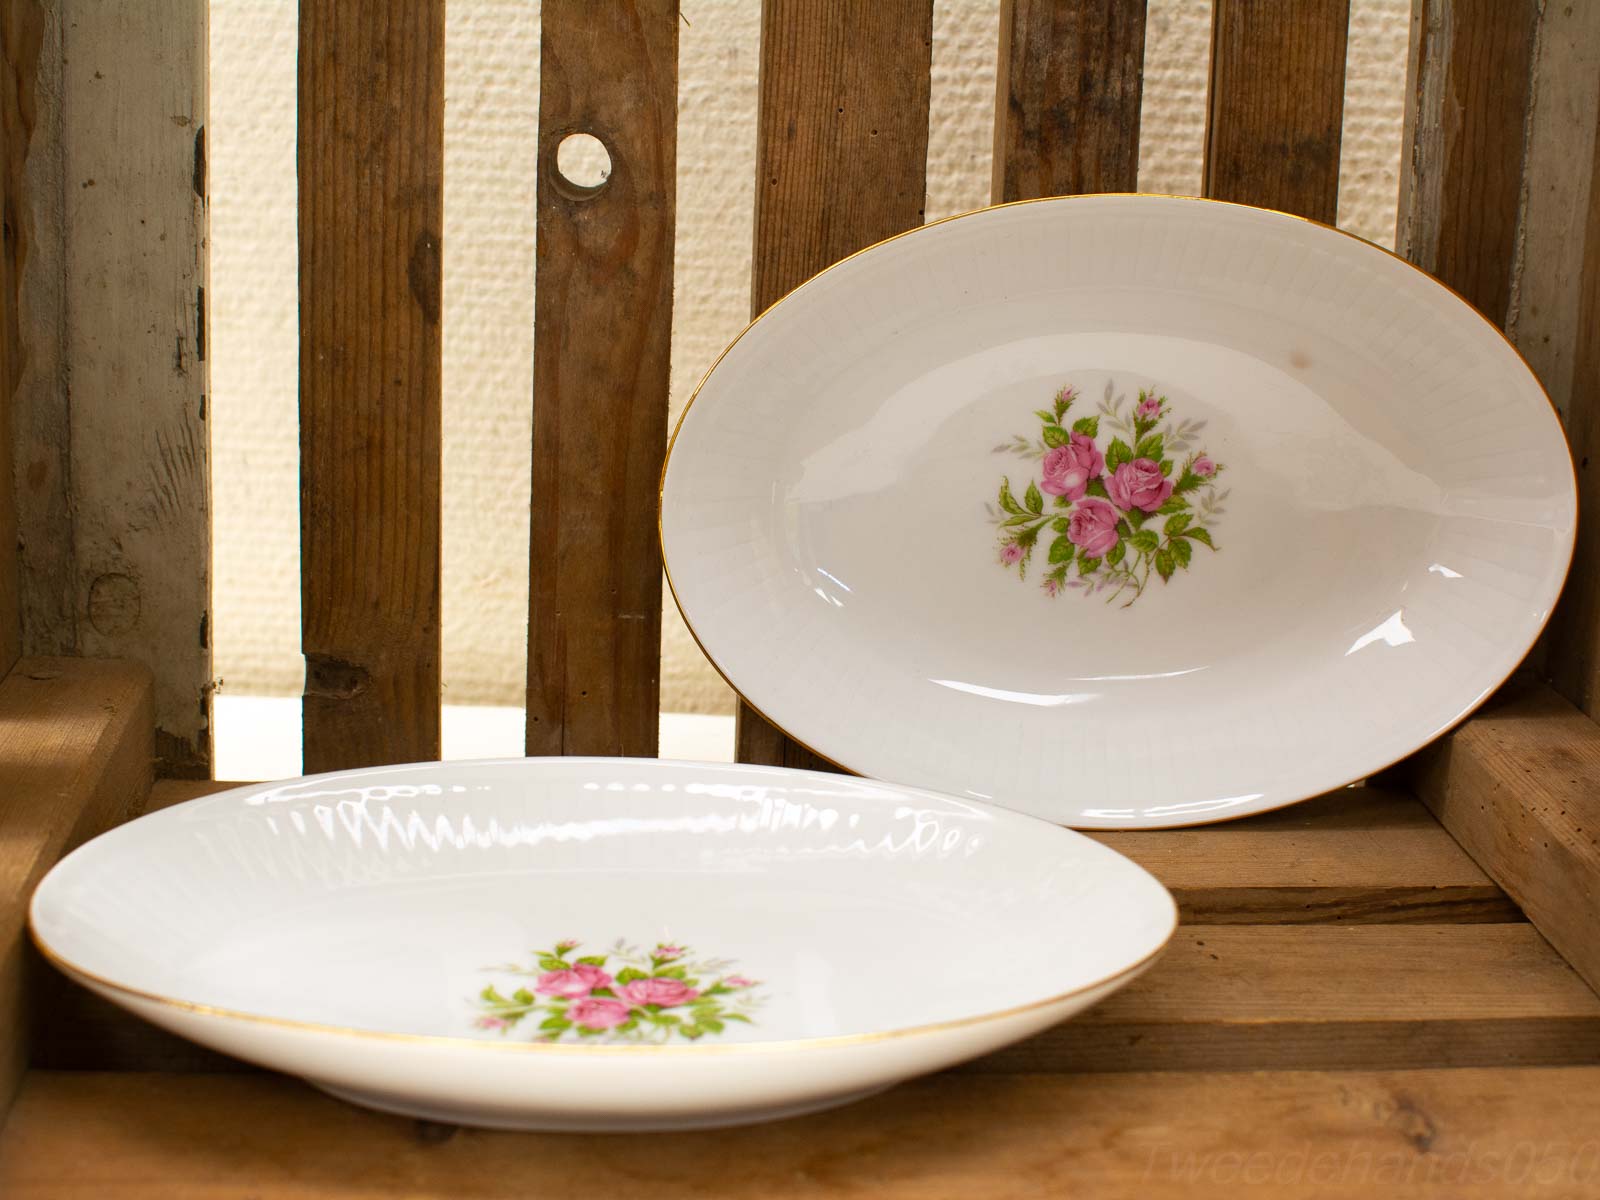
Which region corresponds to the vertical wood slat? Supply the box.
[1396,0,1537,327]
[1203,0,1350,222]
[735,0,934,770]
[991,0,1147,203]
[0,4,37,677]
[525,2,677,758]
[299,0,444,771]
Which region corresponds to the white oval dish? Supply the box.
[30,758,1175,1132]
[660,194,1576,828]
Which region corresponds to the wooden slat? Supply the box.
[970,924,1600,1073]
[1090,786,1516,924]
[0,658,153,1121]
[524,1,677,758]
[9,1068,1600,1198]
[1396,0,1537,325]
[990,0,1147,203]
[737,0,934,769]
[1203,0,1350,222]
[299,0,444,771]
[0,4,36,676]
[8,2,210,775]
[1405,681,1600,998]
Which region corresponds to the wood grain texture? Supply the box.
[738,0,933,769]
[971,924,1600,1073]
[8,2,210,775]
[1544,96,1600,714]
[0,3,39,676]
[1396,0,1537,325]
[525,1,677,758]
[1203,0,1350,222]
[10,1069,1600,1198]
[299,0,444,772]
[1405,681,1600,999]
[991,0,1146,203]
[0,659,152,1122]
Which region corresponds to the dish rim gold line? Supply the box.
[29,818,1178,1056]
[656,191,1580,831]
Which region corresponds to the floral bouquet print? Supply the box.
[474,938,764,1044]
[991,380,1227,606]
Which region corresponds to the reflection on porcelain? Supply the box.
[30,758,1175,1131]
[660,195,1577,828]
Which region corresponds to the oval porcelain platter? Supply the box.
[30,758,1175,1132]
[660,195,1576,828]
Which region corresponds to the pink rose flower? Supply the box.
[1042,578,1060,597]
[475,1015,509,1031]
[999,542,1023,566]
[1106,458,1175,513]
[535,963,613,999]
[723,975,756,989]
[1039,433,1105,500]
[654,944,684,961]
[567,996,631,1030]
[620,977,701,1008]
[1193,455,1216,477]
[1066,496,1121,559]
[555,938,580,953]
[1137,394,1162,419]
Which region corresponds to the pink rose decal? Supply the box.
[620,977,701,1008]
[1193,455,1216,477]
[654,944,684,961]
[567,996,631,1030]
[723,975,757,989]
[1039,433,1105,500]
[535,963,613,999]
[1067,496,1121,559]
[999,542,1023,566]
[1106,458,1175,513]
[1137,393,1163,419]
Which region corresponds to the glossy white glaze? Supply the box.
[30,758,1175,1131]
[660,195,1576,827]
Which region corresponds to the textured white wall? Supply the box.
[210,0,1409,717]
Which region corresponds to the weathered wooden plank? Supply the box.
[299,0,444,771]
[9,1068,1600,1198]
[0,659,152,1122]
[1091,786,1516,924]
[9,1,210,775]
[970,924,1600,1073]
[525,1,677,758]
[737,0,934,769]
[1203,0,1350,222]
[991,0,1147,203]
[1405,682,1600,999]
[1397,0,1538,325]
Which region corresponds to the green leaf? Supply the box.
[539,1015,572,1032]
[618,1018,639,1032]
[722,1012,752,1023]
[1016,523,1042,549]
[1155,496,1190,515]
[652,1012,682,1025]
[1116,518,1133,538]
[1155,548,1175,581]
[999,478,1025,515]
[1048,535,1075,564]
[1003,513,1041,527]
[1024,481,1044,514]
[700,1017,725,1033]
[576,1025,601,1037]
[1126,508,1148,529]
[590,986,617,998]
[1085,478,1110,500]
[1051,516,1071,533]
[1041,424,1069,448]
[575,955,607,967]
[1105,438,1133,471]
[679,1026,704,1041]
[1034,408,1055,423]
[1105,539,1126,567]
[480,985,507,1004]
[1054,390,1073,420]
[1077,556,1101,576]
[1135,433,1164,461]
[1134,415,1157,441]
[616,967,648,984]
[1130,529,1159,554]
[656,966,688,980]
[1159,459,1173,477]
[1171,537,1192,568]
[1184,527,1216,549]
[511,988,535,1006]
[1164,512,1191,536]
[1071,415,1100,438]
[538,956,570,972]
[1174,470,1205,494]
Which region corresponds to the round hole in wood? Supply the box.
[554,132,611,199]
